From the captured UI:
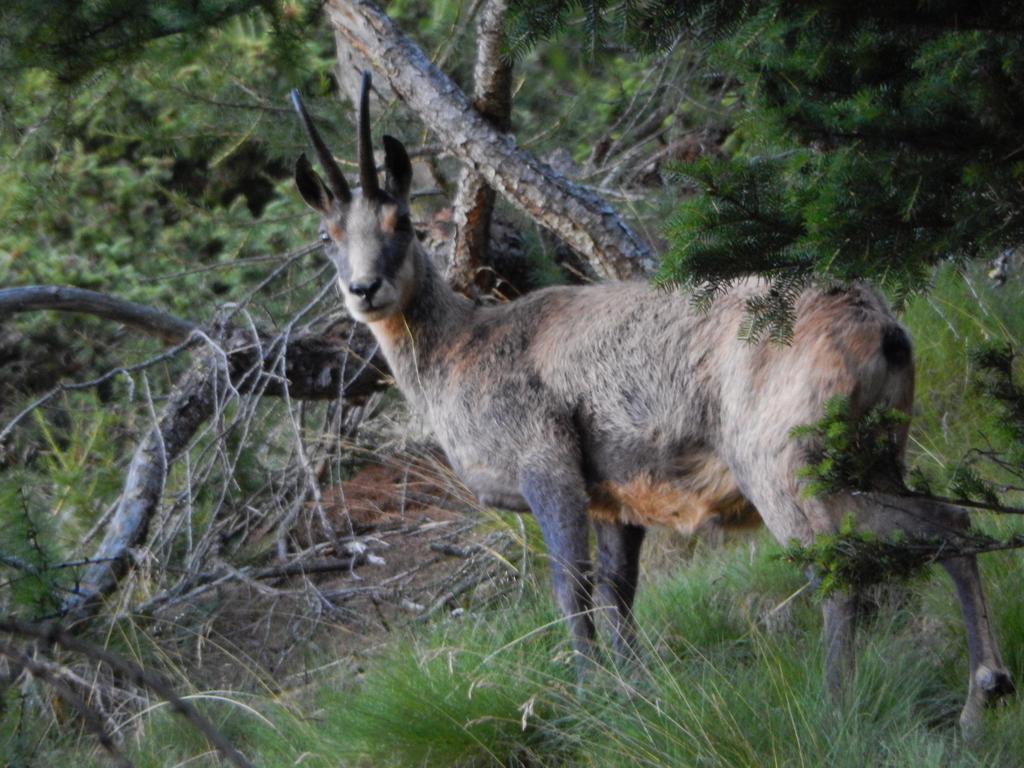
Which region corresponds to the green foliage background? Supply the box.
[1,5,335,314]
[510,0,1024,337]
[1,0,1023,764]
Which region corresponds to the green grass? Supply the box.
[321,597,570,767]
[58,531,1018,767]
[902,263,1024,479]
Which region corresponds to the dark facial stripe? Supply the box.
[380,224,413,280]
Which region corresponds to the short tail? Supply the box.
[881,325,912,369]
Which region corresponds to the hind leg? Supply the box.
[851,494,1013,728]
[593,519,646,664]
[726,449,864,707]
[942,555,1015,733]
[814,493,1014,730]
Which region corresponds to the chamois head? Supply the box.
[291,72,415,322]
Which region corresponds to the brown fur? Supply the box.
[379,203,399,233]
[327,222,346,242]
[590,466,758,534]
[368,313,410,352]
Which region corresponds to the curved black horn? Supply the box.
[358,71,381,199]
[290,88,351,204]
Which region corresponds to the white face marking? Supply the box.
[331,198,414,323]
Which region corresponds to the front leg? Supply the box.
[822,591,858,707]
[520,464,596,682]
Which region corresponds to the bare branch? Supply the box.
[137,555,367,615]
[62,355,222,617]
[0,285,198,343]
[326,0,657,280]
[53,314,389,619]
[0,283,390,406]
[0,618,255,768]
[0,338,194,455]
[0,642,133,768]
[226,320,388,402]
[902,490,1024,516]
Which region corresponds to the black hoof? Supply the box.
[979,667,1015,703]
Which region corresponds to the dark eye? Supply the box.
[320,230,331,244]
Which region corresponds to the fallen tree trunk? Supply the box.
[326,0,658,281]
[0,284,390,402]
[226,321,387,402]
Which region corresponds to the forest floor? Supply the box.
[138,456,528,690]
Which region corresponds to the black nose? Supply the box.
[349,277,383,302]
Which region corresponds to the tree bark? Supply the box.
[447,0,513,292]
[326,0,657,281]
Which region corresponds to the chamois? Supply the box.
[291,73,1012,730]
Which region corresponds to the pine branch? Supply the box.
[781,522,1024,598]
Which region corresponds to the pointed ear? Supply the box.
[294,153,333,214]
[382,135,412,205]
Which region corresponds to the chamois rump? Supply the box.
[291,73,1012,730]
